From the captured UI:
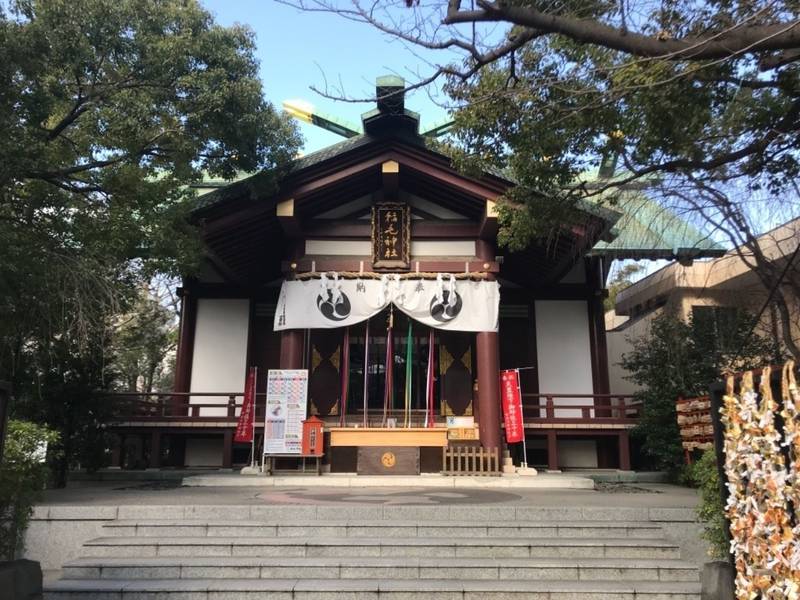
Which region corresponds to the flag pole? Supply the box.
[340,327,350,427]
[363,319,370,427]
[515,368,528,468]
[382,306,394,426]
[404,320,413,428]
[251,367,258,468]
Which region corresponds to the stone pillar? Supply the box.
[476,331,502,451]
[280,330,305,369]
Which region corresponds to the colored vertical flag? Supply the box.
[403,320,413,428]
[500,369,524,443]
[425,329,435,428]
[382,310,394,424]
[363,319,370,427]
[339,327,350,427]
[234,367,257,443]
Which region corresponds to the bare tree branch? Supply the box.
[446,1,800,61]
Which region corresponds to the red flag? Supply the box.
[382,311,394,425]
[500,369,524,443]
[234,367,257,443]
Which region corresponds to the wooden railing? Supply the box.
[521,393,640,424]
[101,391,641,427]
[107,392,254,420]
[103,393,451,426]
[442,446,500,476]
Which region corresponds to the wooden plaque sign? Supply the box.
[372,203,410,269]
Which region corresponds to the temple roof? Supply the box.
[578,168,725,260]
[187,77,725,285]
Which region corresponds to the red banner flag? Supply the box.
[234,367,257,443]
[500,369,524,443]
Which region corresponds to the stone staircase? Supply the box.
[45,509,701,599]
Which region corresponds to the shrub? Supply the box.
[621,311,774,475]
[0,420,59,560]
[688,448,729,560]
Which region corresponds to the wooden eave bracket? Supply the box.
[382,160,399,201]
[276,198,302,237]
[478,199,500,240]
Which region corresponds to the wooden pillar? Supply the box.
[222,430,233,469]
[476,331,502,452]
[109,434,123,468]
[618,430,631,471]
[149,431,161,469]
[280,330,305,369]
[173,284,197,414]
[547,430,559,471]
[586,258,610,419]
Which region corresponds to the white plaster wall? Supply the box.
[606,307,664,396]
[305,240,370,255]
[534,300,594,417]
[606,326,643,396]
[411,240,475,256]
[189,298,250,416]
[184,438,224,467]
[303,239,477,257]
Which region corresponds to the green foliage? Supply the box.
[441,2,800,247]
[686,449,729,560]
[0,420,59,560]
[0,0,300,484]
[604,263,645,311]
[621,310,774,474]
[113,288,177,393]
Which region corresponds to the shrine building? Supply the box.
[110,77,723,473]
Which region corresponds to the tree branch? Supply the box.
[448,2,800,61]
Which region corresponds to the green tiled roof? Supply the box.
[580,168,725,259]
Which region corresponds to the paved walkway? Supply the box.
[41,480,699,509]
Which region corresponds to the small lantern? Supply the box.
[301,416,325,456]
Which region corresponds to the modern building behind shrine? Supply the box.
[114,77,724,472]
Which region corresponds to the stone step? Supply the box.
[62,555,699,583]
[43,577,702,599]
[70,503,690,524]
[81,536,682,560]
[102,519,666,539]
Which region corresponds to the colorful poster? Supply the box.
[264,369,308,455]
[234,367,257,443]
[500,369,524,443]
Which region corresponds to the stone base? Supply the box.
[239,466,260,475]
[0,559,43,600]
[516,466,538,476]
[183,472,595,489]
[701,560,735,600]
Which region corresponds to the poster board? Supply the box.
[264,369,308,455]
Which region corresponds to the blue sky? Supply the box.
[201,1,454,154]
